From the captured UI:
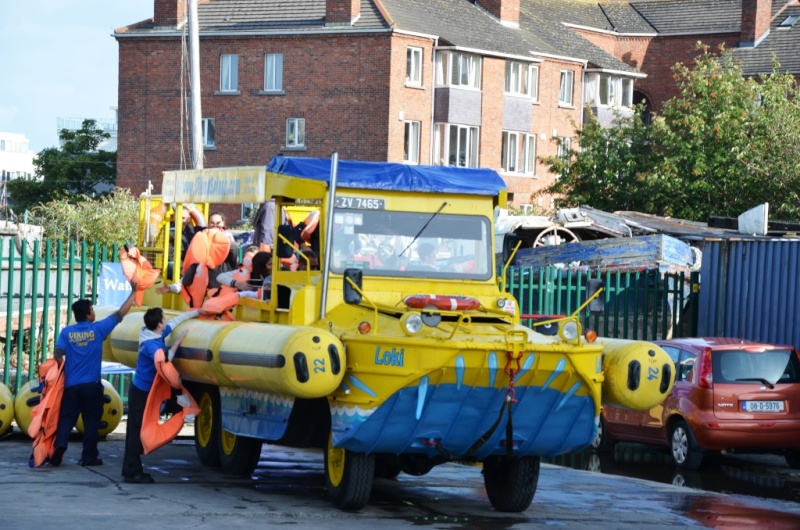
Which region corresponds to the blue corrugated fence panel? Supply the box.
[699,239,800,349]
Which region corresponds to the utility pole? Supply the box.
[189,0,203,169]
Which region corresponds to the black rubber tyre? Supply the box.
[193,385,221,467]
[785,450,800,469]
[219,429,262,477]
[591,415,615,453]
[324,434,375,510]
[669,419,703,470]
[483,455,540,513]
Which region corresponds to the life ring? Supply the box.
[403,294,481,311]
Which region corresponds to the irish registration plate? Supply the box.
[743,400,784,412]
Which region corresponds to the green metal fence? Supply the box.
[504,266,699,340]
[0,239,129,400]
[1,240,699,402]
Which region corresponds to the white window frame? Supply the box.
[220,54,239,92]
[504,61,536,97]
[502,131,536,175]
[433,123,479,168]
[621,78,633,106]
[406,47,423,86]
[530,65,539,101]
[404,121,420,164]
[286,118,305,148]
[435,51,481,89]
[559,70,574,106]
[587,73,635,108]
[202,118,215,147]
[264,53,283,92]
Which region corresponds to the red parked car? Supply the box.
[593,338,800,470]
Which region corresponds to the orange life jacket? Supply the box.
[201,261,252,320]
[181,229,231,308]
[141,350,200,455]
[28,359,65,467]
[119,246,161,306]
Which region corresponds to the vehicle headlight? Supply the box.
[559,320,581,342]
[401,313,423,336]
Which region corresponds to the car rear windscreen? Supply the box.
[713,349,800,385]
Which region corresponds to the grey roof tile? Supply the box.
[732,5,800,74]
[629,0,742,34]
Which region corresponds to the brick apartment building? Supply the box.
[114,0,800,215]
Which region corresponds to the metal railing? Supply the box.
[504,266,699,340]
[0,239,129,401]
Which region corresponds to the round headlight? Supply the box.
[560,320,580,341]
[401,313,423,335]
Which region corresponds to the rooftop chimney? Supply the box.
[475,0,520,28]
[154,0,188,28]
[740,0,772,47]
[326,0,361,26]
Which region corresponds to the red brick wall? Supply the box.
[386,35,435,164]
[117,33,393,196]
[575,28,738,112]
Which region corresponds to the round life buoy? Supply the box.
[403,294,481,311]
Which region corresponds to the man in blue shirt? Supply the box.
[122,306,201,484]
[50,280,137,467]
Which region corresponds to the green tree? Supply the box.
[540,105,667,213]
[29,188,138,250]
[7,119,116,212]
[541,44,800,222]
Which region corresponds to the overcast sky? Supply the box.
[0,1,153,153]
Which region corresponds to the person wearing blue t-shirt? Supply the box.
[50,279,137,467]
[121,307,202,484]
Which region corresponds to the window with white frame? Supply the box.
[501,131,536,175]
[404,121,420,164]
[557,137,571,159]
[585,73,634,107]
[434,123,479,168]
[559,70,574,105]
[286,118,305,148]
[504,61,537,97]
[530,65,539,101]
[264,53,283,92]
[220,54,238,92]
[202,118,215,147]
[406,47,422,86]
[435,51,481,89]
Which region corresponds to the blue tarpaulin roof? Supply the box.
[266,156,506,196]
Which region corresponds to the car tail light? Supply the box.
[698,347,713,388]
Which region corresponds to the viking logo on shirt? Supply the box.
[68,330,95,347]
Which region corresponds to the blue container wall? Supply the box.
[699,239,800,349]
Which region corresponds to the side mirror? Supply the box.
[343,268,363,304]
[276,224,295,259]
[587,279,604,313]
[502,232,520,266]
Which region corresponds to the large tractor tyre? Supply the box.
[219,429,262,477]
[483,455,540,513]
[591,415,615,453]
[193,385,222,467]
[76,380,123,437]
[324,433,375,511]
[0,382,14,438]
[669,419,703,471]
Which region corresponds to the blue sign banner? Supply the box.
[97,262,131,307]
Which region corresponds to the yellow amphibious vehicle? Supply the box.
[104,155,674,512]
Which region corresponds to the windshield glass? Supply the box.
[713,349,800,384]
[330,208,493,280]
